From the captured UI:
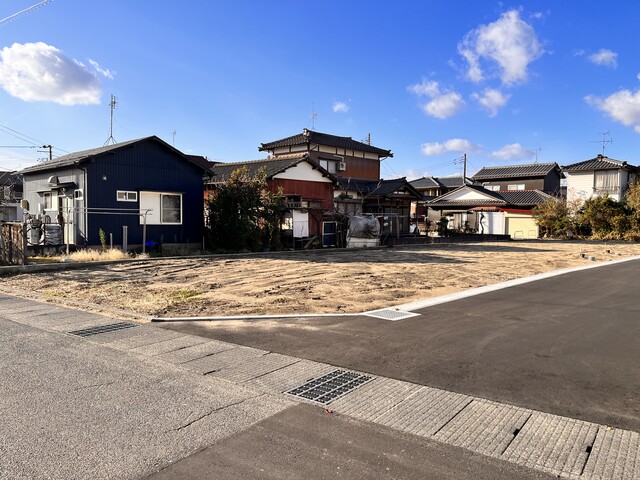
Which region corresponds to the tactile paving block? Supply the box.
[503,411,598,477]
[434,399,532,456]
[209,352,300,383]
[155,339,235,364]
[581,427,640,480]
[375,386,472,437]
[329,377,422,422]
[183,346,268,375]
[245,360,335,394]
[129,334,207,356]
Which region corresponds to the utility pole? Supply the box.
[463,153,467,181]
[40,144,52,161]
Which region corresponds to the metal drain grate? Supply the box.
[68,322,137,337]
[364,309,420,321]
[286,369,372,404]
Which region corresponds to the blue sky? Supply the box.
[1,1,640,180]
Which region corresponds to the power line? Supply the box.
[0,123,69,155]
[0,0,52,27]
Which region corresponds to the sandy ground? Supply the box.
[2,240,640,320]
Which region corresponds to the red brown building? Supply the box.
[207,155,335,240]
[259,128,393,180]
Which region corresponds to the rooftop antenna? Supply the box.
[104,94,117,146]
[591,131,613,155]
[309,103,317,130]
[533,147,542,163]
[171,130,176,146]
[361,133,371,145]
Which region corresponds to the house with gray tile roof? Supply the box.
[426,184,553,239]
[471,162,562,194]
[562,154,639,205]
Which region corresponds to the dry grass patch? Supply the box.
[3,240,640,318]
[61,249,149,262]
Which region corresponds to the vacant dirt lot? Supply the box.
[2,241,640,319]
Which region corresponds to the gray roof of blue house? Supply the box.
[20,136,206,174]
[562,154,639,172]
[472,162,560,180]
[259,129,393,157]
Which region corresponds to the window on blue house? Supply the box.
[139,192,182,225]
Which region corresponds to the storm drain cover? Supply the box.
[364,309,420,321]
[286,369,372,404]
[68,322,137,337]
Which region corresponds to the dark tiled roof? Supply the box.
[497,190,554,205]
[562,155,639,172]
[259,129,393,157]
[428,185,552,208]
[435,175,471,188]
[338,177,421,199]
[409,176,440,189]
[472,162,559,180]
[186,155,217,173]
[20,136,206,174]
[209,155,334,183]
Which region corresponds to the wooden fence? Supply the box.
[0,222,27,265]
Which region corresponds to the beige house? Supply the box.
[563,154,639,206]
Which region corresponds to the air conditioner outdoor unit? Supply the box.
[337,161,347,171]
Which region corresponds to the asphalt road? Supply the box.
[0,300,554,480]
[161,258,640,432]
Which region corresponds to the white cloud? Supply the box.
[407,80,440,97]
[489,143,535,161]
[408,80,464,119]
[471,88,510,117]
[637,72,640,81]
[332,101,349,113]
[0,42,102,105]
[422,92,465,119]
[421,138,481,156]
[588,49,618,69]
[89,59,115,79]
[458,9,543,85]
[586,89,640,133]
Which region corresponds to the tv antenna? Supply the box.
[533,147,542,163]
[171,130,176,146]
[591,131,613,155]
[309,103,317,130]
[104,94,117,146]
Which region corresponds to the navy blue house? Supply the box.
[21,136,207,250]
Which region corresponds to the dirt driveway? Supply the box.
[2,240,639,319]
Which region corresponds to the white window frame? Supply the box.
[483,184,501,191]
[507,184,525,191]
[117,190,138,202]
[319,158,338,174]
[139,191,182,225]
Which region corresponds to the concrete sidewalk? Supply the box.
[2,292,638,479]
